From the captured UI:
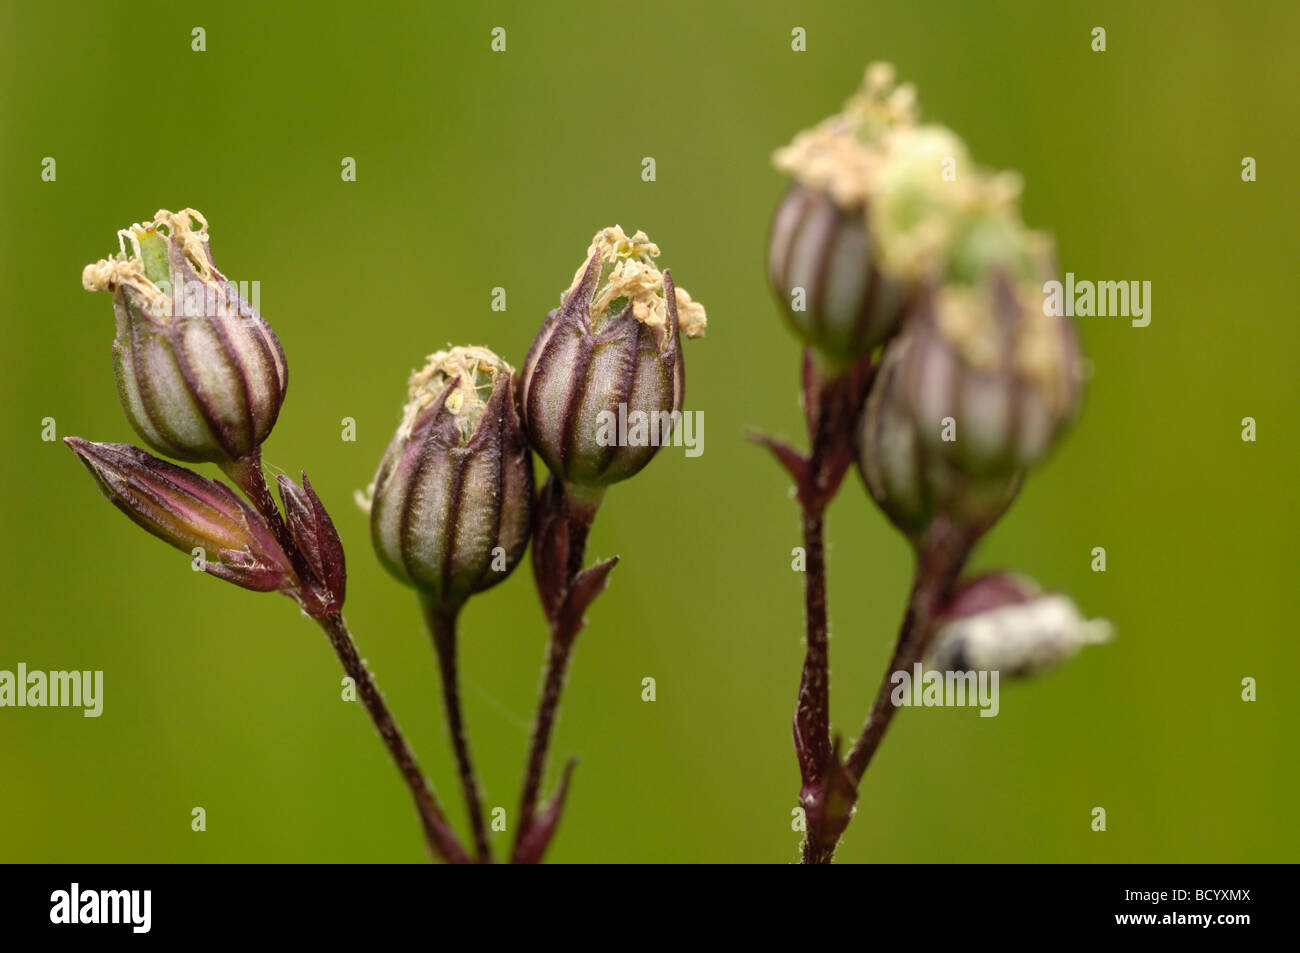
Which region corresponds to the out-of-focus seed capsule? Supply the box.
[767,183,908,361]
[360,347,532,614]
[868,125,976,281]
[64,437,294,593]
[519,226,706,489]
[926,573,1112,677]
[896,256,1083,478]
[768,63,920,361]
[856,337,1022,540]
[81,209,288,465]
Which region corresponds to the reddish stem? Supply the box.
[425,604,492,863]
[512,476,604,863]
[318,611,471,865]
[224,449,470,864]
[789,352,873,863]
[844,523,973,783]
[513,628,576,858]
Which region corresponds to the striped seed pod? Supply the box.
[82,209,287,465]
[856,335,1022,540]
[362,347,532,614]
[767,183,908,361]
[520,227,706,489]
[896,268,1083,478]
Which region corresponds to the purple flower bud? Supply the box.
[64,437,294,593]
[856,338,1022,540]
[927,573,1112,677]
[896,268,1083,477]
[519,227,706,488]
[278,473,346,615]
[361,347,532,613]
[82,209,288,464]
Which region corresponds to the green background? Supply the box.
[1,0,1295,863]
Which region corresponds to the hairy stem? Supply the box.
[792,352,871,864]
[794,506,831,780]
[424,603,492,862]
[514,630,575,857]
[513,476,603,863]
[317,612,471,864]
[796,506,835,864]
[844,524,973,783]
[220,449,313,586]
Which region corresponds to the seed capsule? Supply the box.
[82,209,287,465]
[519,226,706,488]
[768,64,920,361]
[361,347,532,614]
[856,336,1022,540]
[897,264,1083,478]
[767,183,908,361]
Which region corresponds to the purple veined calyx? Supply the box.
[359,346,533,616]
[591,402,705,459]
[855,336,1024,541]
[519,226,707,490]
[767,65,971,365]
[82,208,287,466]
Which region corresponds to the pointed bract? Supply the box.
[513,758,577,865]
[279,473,346,614]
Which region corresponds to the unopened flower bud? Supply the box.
[927,573,1112,677]
[360,347,532,614]
[856,337,1021,539]
[82,209,288,464]
[519,226,706,488]
[65,437,294,592]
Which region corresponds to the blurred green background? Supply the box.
[1,0,1296,863]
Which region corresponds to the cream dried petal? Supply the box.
[565,225,707,339]
[399,346,513,442]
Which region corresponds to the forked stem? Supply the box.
[512,476,606,863]
[317,611,470,865]
[788,351,873,863]
[223,449,470,864]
